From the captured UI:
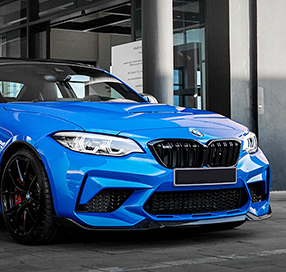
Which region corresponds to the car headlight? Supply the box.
[242,131,258,153]
[52,132,144,156]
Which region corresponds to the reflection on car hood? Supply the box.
[3,102,247,137]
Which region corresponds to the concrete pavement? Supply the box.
[0,191,285,272]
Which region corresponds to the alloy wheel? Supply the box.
[2,155,42,237]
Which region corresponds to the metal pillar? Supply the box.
[27,0,39,58]
[249,0,258,137]
[142,0,174,105]
[205,0,230,117]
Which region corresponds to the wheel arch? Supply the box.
[0,140,59,213]
[0,141,62,244]
[1,141,42,173]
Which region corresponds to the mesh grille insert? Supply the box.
[247,182,267,203]
[144,188,248,215]
[76,189,133,213]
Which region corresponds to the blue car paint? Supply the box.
[0,99,271,227]
[3,102,247,135]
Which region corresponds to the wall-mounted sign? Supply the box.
[111,40,142,93]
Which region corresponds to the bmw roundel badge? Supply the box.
[190,129,203,137]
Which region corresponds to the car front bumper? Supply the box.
[37,136,271,229]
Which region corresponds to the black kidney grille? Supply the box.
[144,188,248,215]
[207,140,241,167]
[152,141,204,168]
[76,189,133,213]
[247,182,267,203]
[149,139,241,169]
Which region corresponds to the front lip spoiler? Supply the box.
[54,217,164,231]
[246,205,273,221]
[53,215,246,231]
[54,205,272,231]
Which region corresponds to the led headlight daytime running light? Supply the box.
[52,132,144,156]
[242,131,258,154]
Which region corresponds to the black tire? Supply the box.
[200,220,246,231]
[1,147,61,245]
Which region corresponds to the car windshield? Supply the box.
[0,63,146,103]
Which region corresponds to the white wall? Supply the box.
[230,0,286,190]
[257,0,286,190]
[97,33,131,71]
[50,29,130,71]
[229,0,251,128]
[50,29,98,62]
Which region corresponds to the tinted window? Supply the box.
[0,63,146,103]
[0,81,24,101]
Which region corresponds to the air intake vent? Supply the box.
[76,189,133,213]
[247,182,267,203]
[148,139,241,169]
[144,188,248,215]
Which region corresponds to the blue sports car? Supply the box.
[0,59,271,244]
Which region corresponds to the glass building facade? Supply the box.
[133,0,205,109]
[173,0,205,109]
[0,0,206,109]
[4,1,286,191]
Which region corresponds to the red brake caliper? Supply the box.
[14,178,22,205]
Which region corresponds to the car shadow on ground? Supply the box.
[0,214,256,247]
[59,223,256,250]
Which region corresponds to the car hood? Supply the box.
[3,102,247,138]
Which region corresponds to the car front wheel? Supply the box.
[1,147,61,245]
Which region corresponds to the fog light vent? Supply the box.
[76,189,133,213]
[247,182,267,203]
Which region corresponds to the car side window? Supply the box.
[0,81,24,101]
[87,82,125,100]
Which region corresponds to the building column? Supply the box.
[142,0,174,105]
[27,0,39,58]
[205,0,230,117]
